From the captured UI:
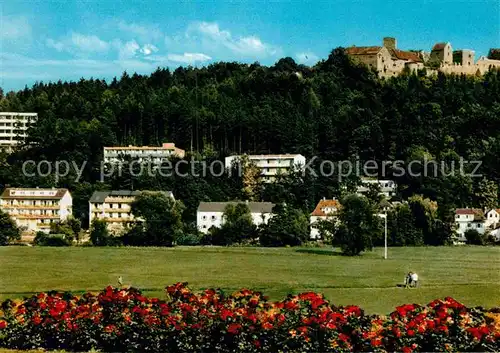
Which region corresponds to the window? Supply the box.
[477,224,481,228]
[211,215,216,221]
[202,215,207,220]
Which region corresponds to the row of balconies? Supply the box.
[104,150,174,157]
[1,202,59,207]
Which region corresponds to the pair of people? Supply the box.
[404,271,418,288]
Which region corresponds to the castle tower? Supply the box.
[383,37,397,50]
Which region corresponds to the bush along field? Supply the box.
[0,283,499,353]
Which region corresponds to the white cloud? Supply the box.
[166,52,212,64]
[70,32,109,52]
[0,16,32,39]
[46,32,109,54]
[117,20,163,41]
[139,44,158,55]
[296,52,319,65]
[187,21,279,58]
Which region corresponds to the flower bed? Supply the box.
[0,283,499,352]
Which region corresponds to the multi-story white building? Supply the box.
[310,198,341,239]
[0,188,72,233]
[89,190,174,234]
[0,112,38,152]
[356,179,397,198]
[455,208,485,242]
[225,154,306,182]
[197,201,275,233]
[103,143,185,164]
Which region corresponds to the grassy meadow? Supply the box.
[0,246,499,314]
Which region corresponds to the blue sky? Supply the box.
[1,0,499,92]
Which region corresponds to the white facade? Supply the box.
[103,143,185,164]
[197,201,274,233]
[357,179,397,198]
[225,154,306,182]
[89,190,174,235]
[310,198,340,239]
[454,209,485,242]
[484,209,500,229]
[0,188,72,233]
[0,112,37,152]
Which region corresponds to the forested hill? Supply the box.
[0,48,499,225]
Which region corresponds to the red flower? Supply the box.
[338,333,349,342]
[220,308,234,321]
[284,301,299,311]
[407,329,415,337]
[344,305,362,316]
[104,324,116,333]
[402,346,412,353]
[0,321,7,329]
[253,340,261,348]
[227,323,242,334]
[262,322,273,330]
[393,327,402,338]
[32,315,42,325]
[371,337,382,346]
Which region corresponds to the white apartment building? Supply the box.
[0,112,38,152]
[455,208,485,242]
[89,190,174,234]
[225,154,306,182]
[103,143,186,164]
[0,188,72,233]
[197,201,275,233]
[356,179,397,198]
[310,198,341,239]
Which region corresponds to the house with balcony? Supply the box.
[103,142,185,165]
[455,208,486,242]
[88,190,174,234]
[0,112,37,153]
[310,198,341,239]
[0,188,72,233]
[225,154,306,182]
[197,201,275,233]
[356,178,397,198]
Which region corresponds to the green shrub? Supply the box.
[33,232,71,246]
[175,233,202,246]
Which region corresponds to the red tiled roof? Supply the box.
[390,49,423,62]
[345,46,383,55]
[432,43,448,51]
[455,208,476,215]
[311,199,341,217]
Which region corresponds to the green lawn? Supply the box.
[0,246,499,314]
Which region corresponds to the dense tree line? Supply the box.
[0,49,499,231]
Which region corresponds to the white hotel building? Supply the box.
[89,190,174,235]
[225,154,306,182]
[356,178,397,198]
[103,143,185,164]
[197,201,275,233]
[0,112,38,152]
[0,188,73,233]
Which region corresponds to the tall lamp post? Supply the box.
[377,212,388,259]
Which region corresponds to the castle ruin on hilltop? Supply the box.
[345,37,500,78]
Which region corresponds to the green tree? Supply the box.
[90,219,112,246]
[464,229,485,245]
[209,203,257,245]
[259,203,310,247]
[124,191,185,246]
[0,209,21,245]
[334,194,381,256]
[387,203,424,246]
